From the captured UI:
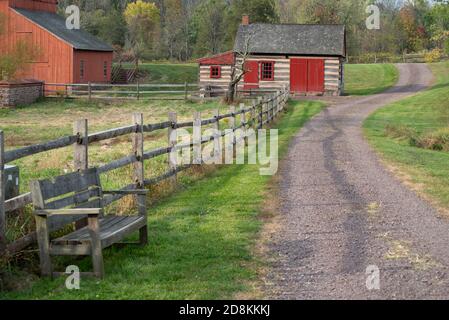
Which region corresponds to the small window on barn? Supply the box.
[210,66,221,79]
[80,60,85,80]
[260,61,275,81]
[103,61,108,79]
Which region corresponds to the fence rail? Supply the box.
[0,87,290,255]
[43,82,281,101]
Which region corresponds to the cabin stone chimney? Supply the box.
[242,15,250,25]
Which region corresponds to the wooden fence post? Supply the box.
[193,111,202,165]
[137,81,140,100]
[240,103,247,146]
[213,109,221,163]
[168,112,178,184]
[184,82,188,101]
[230,106,236,158]
[73,119,88,229]
[275,90,281,117]
[88,82,92,101]
[132,113,144,188]
[0,131,5,252]
[251,100,257,131]
[132,113,147,245]
[74,119,88,172]
[257,97,263,129]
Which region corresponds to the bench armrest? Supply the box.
[103,189,149,196]
[34,208,103,217]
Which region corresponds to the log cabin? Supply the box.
[0,0,114,84]
[198,15,347,96]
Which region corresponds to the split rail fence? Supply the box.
[0,88,290,255]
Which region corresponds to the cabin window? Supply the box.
[103,61,108,79]
[210,66,221,79]
[80,60,85,80]
[260,61,275,81]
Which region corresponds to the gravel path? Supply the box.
[265,64,449,300]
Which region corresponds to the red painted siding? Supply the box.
[9,0,58,13]
[0,2,73,83]
[73,50,113,83]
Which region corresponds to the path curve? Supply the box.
[265,64,449,299]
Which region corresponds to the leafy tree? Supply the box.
[124,0,161,61]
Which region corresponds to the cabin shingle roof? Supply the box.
[14,8,113,52]
[234,24,346,57]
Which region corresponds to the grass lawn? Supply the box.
[122,62,199,84]
[344,64,399,95]
[0,100,325,299]
[364,62,449,210]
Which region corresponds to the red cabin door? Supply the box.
[244,61,259,89]
[290,58,308,93]
[307,59,324,92]
[290,58,324,93]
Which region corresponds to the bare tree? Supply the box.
[225,33,253,104]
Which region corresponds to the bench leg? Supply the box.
[137,194,148,246]
[35,216,52,277]
[139,225,148,246]
[88,216,104,278]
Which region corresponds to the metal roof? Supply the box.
[234,23,346,57]
[14,8,114,52]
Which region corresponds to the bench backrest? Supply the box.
[30,168,103,231]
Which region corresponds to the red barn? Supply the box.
[0,0,113,84]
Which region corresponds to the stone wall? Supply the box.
[0,81,44,107]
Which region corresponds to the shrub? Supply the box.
[424,49,443,63]
[0,40,41,81]
[413,127,449,151]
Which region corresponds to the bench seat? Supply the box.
[51,215,146,249]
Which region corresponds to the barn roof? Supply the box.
[14,8,114,52]
[234,24,346,57]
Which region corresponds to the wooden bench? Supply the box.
[30,168,148,278]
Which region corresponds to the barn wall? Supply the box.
[73,50,113,83]
[199,65,232,91]
[0,6,73,84]
[9,0,58,13]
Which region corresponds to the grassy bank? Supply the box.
[0,100,324,299]
[344,64,399,95]
[123,62,199,84]
[364,62,449,210]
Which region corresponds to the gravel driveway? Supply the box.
[265,64,449,299]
